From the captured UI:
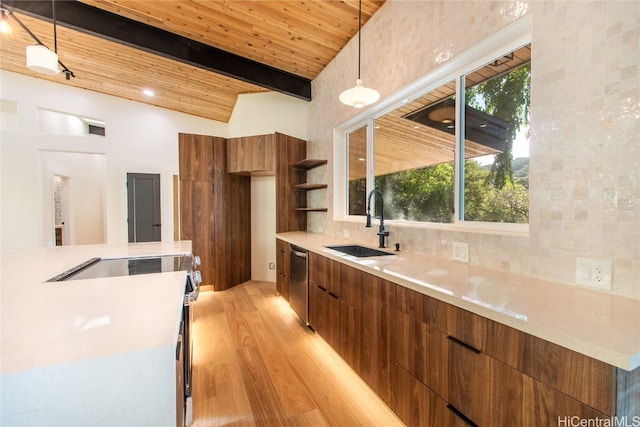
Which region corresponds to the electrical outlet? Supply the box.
[452,242,469,263]
[576,258,612,290]
[268,262,275,270]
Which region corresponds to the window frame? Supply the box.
[334,15,532,236]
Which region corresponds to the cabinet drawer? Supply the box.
[395,310,430,385]
[394,285,447,331]
[525,375,610,426]
[446,305,487,352]
[393,364,474,427]
[309,253,339,294]
[486,320,615,415]
[394,309,450,397]
[339,263,363,308]
[448,336,489,426]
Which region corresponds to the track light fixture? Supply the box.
[339,0,379,108]
[0,1,75,80]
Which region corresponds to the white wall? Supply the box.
[228,92,308,139]
[1,70,227,250]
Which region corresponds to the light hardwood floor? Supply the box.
[191,280,404,427]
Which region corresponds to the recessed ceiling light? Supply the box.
[143,89,155,97]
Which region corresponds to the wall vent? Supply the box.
[88,124,106,136]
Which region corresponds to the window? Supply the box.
[345,43,531,228]
[347,125,367,215]
[374,80,457,222]
[462,54,530,223]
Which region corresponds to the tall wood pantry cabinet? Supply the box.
[178,133,251,291]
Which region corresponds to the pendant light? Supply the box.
[339,0,380,108]
[26,44,59,75]
[26,0,59,75]
[1,0,75,79]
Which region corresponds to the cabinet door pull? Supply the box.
[447,335,481,354]
[328,291,339,299]
[446,404,478,427]
[318,285,327,292]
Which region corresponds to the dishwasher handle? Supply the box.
[290,246,308,258]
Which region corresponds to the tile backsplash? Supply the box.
[306,1,639,299]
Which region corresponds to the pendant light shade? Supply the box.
[339,0,379,108]
[26,44,59,75]
[339,78,380,108]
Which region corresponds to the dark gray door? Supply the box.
[127,173,161,242]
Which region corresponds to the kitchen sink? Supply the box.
[325,245,394,258]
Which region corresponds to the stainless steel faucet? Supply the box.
[365,189,389,248]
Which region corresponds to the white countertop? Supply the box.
[278,232,640,371]
[1,241,192,375]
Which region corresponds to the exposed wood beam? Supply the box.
[1,0,312,101]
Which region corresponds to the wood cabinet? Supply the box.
[308,253,363,371]
[447,336,488,425]
[393,284,614,426]
[275,238,290,300]
[178,133,215,181]
[309,253,343,358]
[393,364,471,427]
[485,319,616,416]
[179,133,251,291]
[226,134,276,175]
[309,254,395,405]
[487,357,609,427]
[360,273,395,406]
[292,246,631,426]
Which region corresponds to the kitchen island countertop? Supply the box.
[1,241,192,426]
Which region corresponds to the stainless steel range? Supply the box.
[47,254,202,426]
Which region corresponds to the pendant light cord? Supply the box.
[357,0,362,80]
[52,0,57,53]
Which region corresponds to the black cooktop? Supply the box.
[47,255,189,282]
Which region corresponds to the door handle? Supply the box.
[447,335,481,354]
[446,404,478,426]
[152,224,162,227]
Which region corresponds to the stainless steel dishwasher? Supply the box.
[289,245,309,325]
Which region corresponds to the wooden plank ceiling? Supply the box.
[0,0,384,122]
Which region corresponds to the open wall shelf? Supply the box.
[292,158,327,213]
[293,159,327,170]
